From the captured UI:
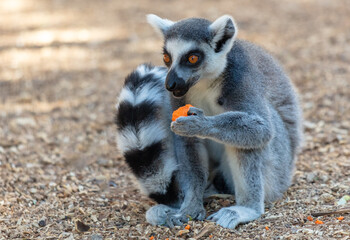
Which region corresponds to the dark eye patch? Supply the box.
[180,49,204,68]
[162,47,172,67]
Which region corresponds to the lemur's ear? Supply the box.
[209,15,237,53]
[147,14,175,36]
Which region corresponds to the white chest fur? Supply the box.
[186,79,225,116]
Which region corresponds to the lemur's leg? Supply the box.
[171,107,273,228]
[207,148,265,228]
[204,140,235,196]
[165,135,208,227]
[115,64,182,225]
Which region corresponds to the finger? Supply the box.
[196,212,206,221]
[179,215,189,223]
[167,216,182,227]
[207,212,218,221]
[174,116,188,123]
[166,217,175,228]
[188,107,203,116]
[174,217,183,226]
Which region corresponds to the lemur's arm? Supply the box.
[171,105,273,149]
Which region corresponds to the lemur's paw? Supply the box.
[207,207,240,229]
[146,204,178,226]
[166,206,206,228]
[171,107,207,137]
[207,206,261,229]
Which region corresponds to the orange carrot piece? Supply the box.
[337,216,344,221]
[315,219,324,224]
[172,104,194,121]
[184,224,191,230]
[265,226,269,230]
[307,216,313,221]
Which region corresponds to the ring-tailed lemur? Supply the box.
[115,15,303,229]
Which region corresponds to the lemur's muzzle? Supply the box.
[165,69,189,97]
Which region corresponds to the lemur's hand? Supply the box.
[171,107,208,137]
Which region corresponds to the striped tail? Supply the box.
[115,64,180,205]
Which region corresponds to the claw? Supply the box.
[166,217,175,228]
[175,218,184,226]
[207,212,218,221]
[196,211,206,221]
[180,215,189,223]
[166,215,183,227]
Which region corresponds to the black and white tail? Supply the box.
[115,64,180,205]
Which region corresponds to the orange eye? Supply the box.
[188,55,199,64]
[163,54,171,63]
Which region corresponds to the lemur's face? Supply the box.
[147,15,237,98]
[162,39,205,97]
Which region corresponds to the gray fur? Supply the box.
[164,97,209,227]
[165,18,212,42]
[117,14,303,229]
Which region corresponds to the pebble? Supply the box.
[108,180,118,187]
[90,234,103,240]
[75,220,90,232]
[38,219,46,227]
[306,172,317,183]
[15,117,36,127]
[176,229,189,236]
[320,193,335,203]
[30,188,38,193]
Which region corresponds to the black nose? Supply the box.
[165,69,186,92]
[166,81,176,91]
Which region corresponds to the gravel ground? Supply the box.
[0,0,349,239]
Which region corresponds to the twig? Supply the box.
[0,140,20,148]
[311,208,350,217]
[324,221,350,226]
[193,224,215,239]
[0,219,11,222]
[259,216,281,223]
[303,222,350,227]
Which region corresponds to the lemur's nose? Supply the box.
[165,69,185,92]
[166,81,176,91]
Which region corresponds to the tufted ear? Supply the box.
[147,14,175,37]
[209,15,237,53]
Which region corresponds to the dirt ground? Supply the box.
[0,0,349,239]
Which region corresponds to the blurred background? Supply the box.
[0,0,349,239]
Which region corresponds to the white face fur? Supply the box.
[165,39,229,81]
[165,39,196,80]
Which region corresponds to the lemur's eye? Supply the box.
[188,55,199,64]
[163,54,171,64]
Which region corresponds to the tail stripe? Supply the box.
[138,122,167,150]
[134,83,164,106]
[117,87,134,106]
[124,141,164,177]
[149,175,180,204]
[115,100,158,130]
[116,127,138,152]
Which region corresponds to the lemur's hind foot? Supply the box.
[207,206,261,229]
[146,204,178,226]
